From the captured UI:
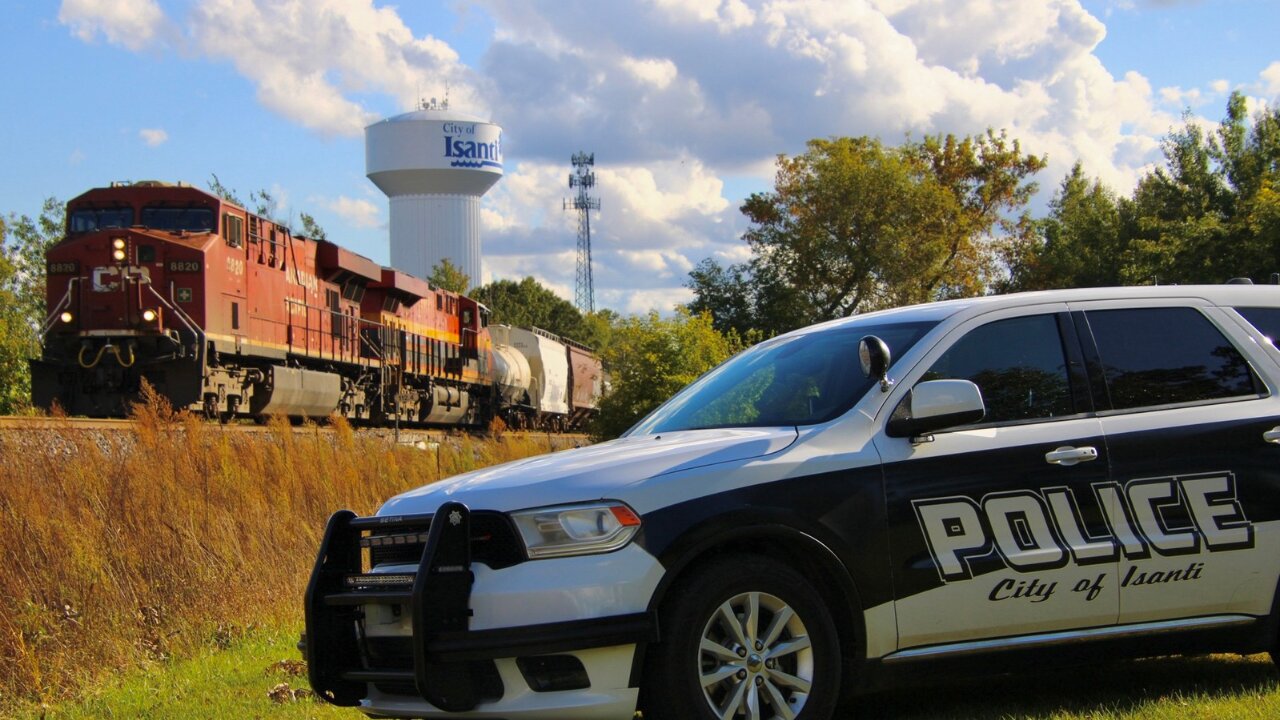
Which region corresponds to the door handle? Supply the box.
[1264,427,1280,444]
[1045,446,1098,466]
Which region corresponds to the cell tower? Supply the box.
[565,152,600,314]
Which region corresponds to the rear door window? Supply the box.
[1083,307,1259,410]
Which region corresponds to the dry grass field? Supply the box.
[0,387,566,712]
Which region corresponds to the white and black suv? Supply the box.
[305,285,1280,719]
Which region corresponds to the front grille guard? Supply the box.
[305,502,485,712]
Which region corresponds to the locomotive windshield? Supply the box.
[68,207,133,233]
[629,320,936,434]
[140,206,215,232]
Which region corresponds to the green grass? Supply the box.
[13,625,346,720]
[16,631,1280,719]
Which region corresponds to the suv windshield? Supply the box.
[630,320,936,434]
[140,206,215,232]
[68,208,133,233]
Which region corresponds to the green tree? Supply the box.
[249,188,279,222]
[577,308,619,353]
[906,130,1047,299]
[1133,93,1280,284]
[1216,92,1280,281]
[1125,112,1234,284]
[207,173,243,206]
[591,309,737,440]
[1009,93,1280,289]
[0,198,64,412]
[686,258,758,336]
[472,276,588,341]
[206,174,284,223]
[1002,163,1128,290]
[689,132,1045,337]
[429,258,472,295]
[298,212,327,241]
[0,218,24,413]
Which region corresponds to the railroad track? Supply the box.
[0,415,592,447]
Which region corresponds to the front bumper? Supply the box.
[304,503,661,717]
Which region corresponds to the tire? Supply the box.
[642,554,842,720]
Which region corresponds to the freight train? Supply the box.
[31,181,603,429]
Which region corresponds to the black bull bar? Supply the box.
[304,501,657,712]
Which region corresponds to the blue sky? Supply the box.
[2,1,1277,314]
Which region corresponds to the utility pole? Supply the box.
[565,152,600,314]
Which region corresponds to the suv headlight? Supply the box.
[510,502,642,559]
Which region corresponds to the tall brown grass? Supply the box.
[0,387,573,709]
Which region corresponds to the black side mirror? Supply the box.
[859,335,893,392]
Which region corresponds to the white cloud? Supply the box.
[1159,85,1203,106]
[1263,62,1280,97]
[59,0,168,51]
[480,0,1173,190]
[326,196,381,228]
[611,287,696,315]
[651,0,756,32]
[269,183,290,214]
[63,0,483,137]
[620,57,679,90]
[187,0,481,137]
[138,128,168,147]
[465,0,1197,311]
[61,0,1253,314]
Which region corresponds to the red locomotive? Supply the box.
[32,181,602,429]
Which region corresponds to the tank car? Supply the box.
[488,325,603,430]
[32,181,500,425]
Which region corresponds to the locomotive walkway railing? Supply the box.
[278,298,473,386]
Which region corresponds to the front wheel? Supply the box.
[643,554,842,720]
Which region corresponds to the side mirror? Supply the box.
[859,335,893,391]
[886,379,986,438]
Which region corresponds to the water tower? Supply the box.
[365,100,503,287]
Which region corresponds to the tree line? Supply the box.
[689,91,1280,340]
[4,91,1276,434]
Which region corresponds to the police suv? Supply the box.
[305,285,1280,719]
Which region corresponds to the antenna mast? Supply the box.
[565,152,600,314]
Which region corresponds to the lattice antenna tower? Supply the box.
[565,152,600,314]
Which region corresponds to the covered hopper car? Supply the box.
[31,181,602,430]
[489,325,604,431]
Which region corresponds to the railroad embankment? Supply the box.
[0,387,578,709]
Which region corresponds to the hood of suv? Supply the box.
[379,427,798,515]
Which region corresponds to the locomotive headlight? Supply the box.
[510,502,641,559]
[59,311,73,324]
[112,238,126,250]
[142,309,157,322]
[112,249,126,261]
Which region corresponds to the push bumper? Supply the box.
[304,503,659,715]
